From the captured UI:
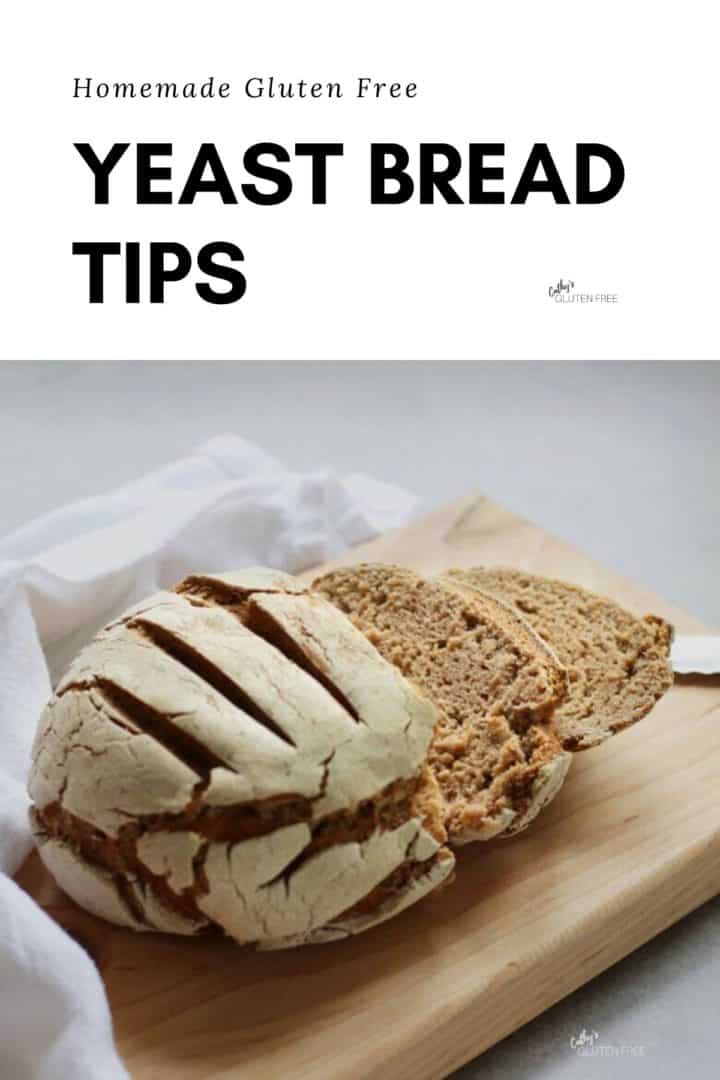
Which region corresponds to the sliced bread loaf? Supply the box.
[29,569,454,948]
[442,568,673,750]
[315,564,572,845]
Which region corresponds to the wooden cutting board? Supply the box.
[15,496,720,1079]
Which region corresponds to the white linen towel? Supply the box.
[0,435,418,1080]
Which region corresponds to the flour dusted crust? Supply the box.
[315,564,572,845]
[263,844,456,949]
[443,568,674,750]
[196,816,446,948]
[29,569,454,947]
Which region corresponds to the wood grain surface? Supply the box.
[15,496,720,1079]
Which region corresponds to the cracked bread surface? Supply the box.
[314,564,572,845]
[29,568,454,948]
[443,568,674,750]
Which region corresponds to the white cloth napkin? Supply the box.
[0,435,418,1080]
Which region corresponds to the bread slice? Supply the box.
[442,568,674,750]
[315,564,572,845]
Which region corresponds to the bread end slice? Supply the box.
[443,568,674,751]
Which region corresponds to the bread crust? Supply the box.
[29,569,454,947]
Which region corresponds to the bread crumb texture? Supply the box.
[29,569,454,948]
[315,564,572,845]
[444,568,673,750]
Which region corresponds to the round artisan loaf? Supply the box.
[442,567,674,750]
[314,564,572,845]
[29,568,454,949]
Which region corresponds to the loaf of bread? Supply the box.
[442,568,674,750]
[29,569,454,949]
[315,564,572,845]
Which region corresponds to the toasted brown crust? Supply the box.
[443,568,674,750]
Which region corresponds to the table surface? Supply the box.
[2,360,719,1079]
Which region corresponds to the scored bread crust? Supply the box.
[314,564,572,845]
[29,569,454,947]
[443,568,674,750]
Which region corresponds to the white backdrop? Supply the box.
[2,0,718,360]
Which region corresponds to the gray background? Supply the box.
[1,361,718,1078]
